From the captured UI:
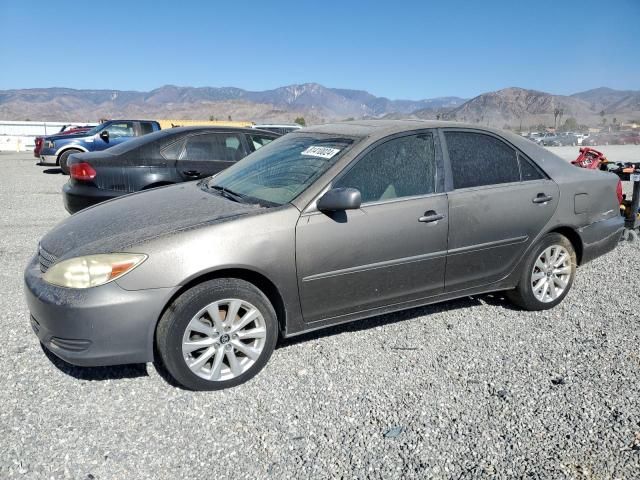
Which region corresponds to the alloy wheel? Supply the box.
[181,299,267,381]
[531,245,572,303]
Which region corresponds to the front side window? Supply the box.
[445,131,520,189]
[104,122,135,138]
[207,134,355,206]
[335,133,437,203]
[182,133,248,162]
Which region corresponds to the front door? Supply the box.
[442,130,559,292]
[296,131,449,324]
[94,121,136,151]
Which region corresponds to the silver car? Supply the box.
[25,121,624,390]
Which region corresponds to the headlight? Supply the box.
[45,140,55,149]
[43,253,147,288]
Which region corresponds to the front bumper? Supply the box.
[62,182,125,214]
[24,254,174,367]
[39,154,57,166]
[579,215,625,265]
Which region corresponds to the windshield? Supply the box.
[205,134,355,206]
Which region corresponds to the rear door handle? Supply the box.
[418,211,444,223]
[182,170,201,177]
[532,193,553,204]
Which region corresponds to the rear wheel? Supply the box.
[507,233,576,310]
[58,149,81,175]
[155,278,278,390]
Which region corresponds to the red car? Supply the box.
[34,125,95,158]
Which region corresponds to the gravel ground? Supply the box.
[1,151,639,479]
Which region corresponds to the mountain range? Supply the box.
[0,84,638,128]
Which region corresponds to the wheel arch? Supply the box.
[546,226,584,265]
[152,267,288,358]
[55,146,86,164]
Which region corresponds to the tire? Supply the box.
[155,278,279,390]
[58,149,81,175]
[507,233,577,311]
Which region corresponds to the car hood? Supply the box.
[40,181,265,259]
[45,132,92,141]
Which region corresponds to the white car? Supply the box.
[575,133,590,145]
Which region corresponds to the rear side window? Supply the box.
[445,132,519,189]
[160,138,186,160]
[181,133,248,162]
[519,153,545,181]
[335,133,437,203]
[139,122,155,135]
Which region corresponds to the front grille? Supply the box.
[38,245,58,273]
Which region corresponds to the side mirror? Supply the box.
[99,130,109,142]
[317,187,361,212]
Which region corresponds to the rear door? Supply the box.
[442,129,559,292]
[296,131,448,324]
[177,132,249,180]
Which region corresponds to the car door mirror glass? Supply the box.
[317,188,361,212]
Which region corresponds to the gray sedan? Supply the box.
[25,120,624,390]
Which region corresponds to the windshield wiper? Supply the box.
[207,184,247,203]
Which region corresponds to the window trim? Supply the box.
[440,128,549,192]
[323,129,444,208]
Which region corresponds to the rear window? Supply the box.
[445,131,520,189]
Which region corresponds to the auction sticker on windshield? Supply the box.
[301,146,341,159]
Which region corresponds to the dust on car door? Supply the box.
[442,129,559,292]
[295,131,449,324]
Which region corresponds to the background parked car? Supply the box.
[62,126,279,213]
[38,119,161,174]
[33,124,96,158]
[618,131,640,145]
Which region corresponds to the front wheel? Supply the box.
[507,233,576,310]
[155,278,278,390]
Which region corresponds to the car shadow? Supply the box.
[41,343,148,381]
[42,168,63,174]
[277,292,518,349]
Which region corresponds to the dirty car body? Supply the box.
[24,120,624,390]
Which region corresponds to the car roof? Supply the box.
[300,119,492,138]
[296,119,579,184]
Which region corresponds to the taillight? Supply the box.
[616,179,623,204]
[70,162,96,181]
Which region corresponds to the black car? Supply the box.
[62,127,279,213]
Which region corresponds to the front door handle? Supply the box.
[532,193,553,204]
[418,211,444,223]
[182,170,201,177]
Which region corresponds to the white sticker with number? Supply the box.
[301,146,341,159]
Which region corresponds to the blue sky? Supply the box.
[1,0,638,100]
